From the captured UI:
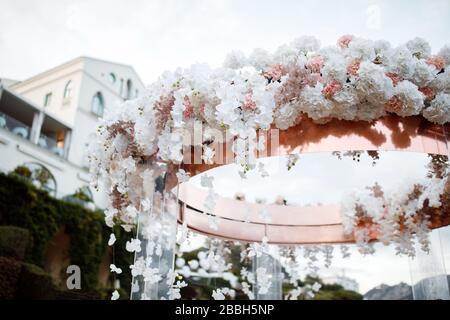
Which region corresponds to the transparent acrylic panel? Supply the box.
[130,172,178,300]
[252,248,283,300]
[409,229,450,300]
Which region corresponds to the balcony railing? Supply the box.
[0,111,65,158]
[0,111,31,139]
[38,133,65,157]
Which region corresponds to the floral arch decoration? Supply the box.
[89,35,450,300]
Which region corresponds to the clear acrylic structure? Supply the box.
[130,169,179,300]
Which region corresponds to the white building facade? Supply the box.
[0,57,144,207]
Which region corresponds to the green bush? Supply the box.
[0,257,22,299]
[0,172,109,290]
[0,226,32,260]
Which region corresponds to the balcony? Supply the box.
[0,87,71,158]
[0,111,31,139]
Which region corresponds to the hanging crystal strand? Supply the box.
[252,224,283,300]
[408,122,450,300]
[131,163,179,300]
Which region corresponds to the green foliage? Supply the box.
[314,289,363,300]
[0,172,109,290]
[0,226,32,260]
[0,257,22,299]
[13,165,32,178]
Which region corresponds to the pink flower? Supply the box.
[306,55,324,73]
[308,73,323,85]
[385,72,402,86]
[337,35,354,49]
[183,96,194,118]
[384,96,403,113]
[347,60,360,76]
[426,55,447,70]
[263,64,284,81]
[322,80,342,99]
[199,103,206,115]
[242,93,257,111]
[419,86,435,101]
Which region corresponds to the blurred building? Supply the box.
[0,57,144,207]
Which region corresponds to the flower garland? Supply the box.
[88,35,450,300]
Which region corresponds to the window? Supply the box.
[108,72,116,84]
[19,162,57,196]
[44,92,52,107]
[126,79,133,99]
[119,78,124,96]
[63,80,73,99]
[91,92,104,117]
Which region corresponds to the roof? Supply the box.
[10,56,144,89]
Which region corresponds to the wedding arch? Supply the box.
[89,35,450,300]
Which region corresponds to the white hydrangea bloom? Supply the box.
[290,35,320,53]
[274,102,301,130]
[410,59,436,86]
[300,84,333,121]
[321,54,347,83]
[355,61,393,105]
[274,44,299,66]
[392,80,425,116]
[223,50,247,69]
[248,48,273,70]
[438,44,450,67]
[348,38,376,61]
[387,46,416,79]
[423,93,450,124]
[406,37,431,58]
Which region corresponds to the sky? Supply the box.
[1,0,450,295]
[1,0,450,84]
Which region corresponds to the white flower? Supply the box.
[119,156,136,174]
[248,48,273,70]
[406,37,431,58]
[274,102,301,130]
[176,169,190,183]
[212,289,225,300]
[125,204,138,219]
[387,46,416,79]
[111,290,120,300]
[291,36,320,53]
[300,84,333,121]
[312,282,322,292]
[202,145,215,164]
[410,59,436,87]
[392,80,424,116]
[321,54,347,83]
[108,233,116,246]
[223,50,247,69]
[438,44,450,67]
[143,267,162,284]
[200,174,214,189]
[126,238,142,253]
[110,264,122,274]
[141,197,152,212]
[274,44,299,66]
[355,61,393,106]
[423,93,450,124]
[348,38,376,61]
